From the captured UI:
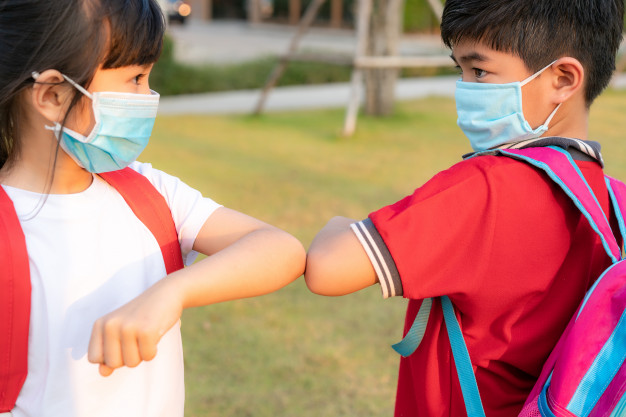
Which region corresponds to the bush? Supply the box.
[404,0,440,33]
[150,35,457,96]
[150,36,354,96]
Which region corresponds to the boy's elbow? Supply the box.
[304,249,341,296]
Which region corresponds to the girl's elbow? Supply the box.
[278,231,306,279]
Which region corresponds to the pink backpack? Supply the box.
[0,168,184,412]
[393,146,626,416]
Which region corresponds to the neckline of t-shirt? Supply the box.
[1,173,97,196]
[2,174,115,220]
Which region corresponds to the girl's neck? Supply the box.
[1,125,93,194]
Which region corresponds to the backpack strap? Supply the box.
[496,146,621,262]
[99,168,184,274]
[441,296,487,417]
[0,187,30,413]
[605,175,626,251]
[0,168,184,412]
[392,145,621,417]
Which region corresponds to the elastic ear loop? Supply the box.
[519,60,561,128]
[31,71,93,99]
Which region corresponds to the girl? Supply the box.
[0,1,305,416]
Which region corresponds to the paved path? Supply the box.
[160,20,626,116]
[158,75,459,115]
[158,73,626,116]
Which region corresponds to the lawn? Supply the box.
[141,88,626,417]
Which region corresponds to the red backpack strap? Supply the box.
[0,186,30,412]
[99,168,184,274]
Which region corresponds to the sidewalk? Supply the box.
[158,75,459,115]
[158,73,626,116]
[161,20,626,116]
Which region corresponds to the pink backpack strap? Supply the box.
[499,146,621,262]
[99,168,184,274]
[605,175,626,249]
[0,186,30,413]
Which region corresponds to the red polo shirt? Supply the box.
[352,154,615,416]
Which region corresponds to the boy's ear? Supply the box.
[549,57,585,104]
[30,69,76,124]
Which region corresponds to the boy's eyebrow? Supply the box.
[450,52,490,64]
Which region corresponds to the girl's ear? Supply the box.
[30,70,76,124]
[550,57,585,104]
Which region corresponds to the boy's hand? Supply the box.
[87,278,183,376]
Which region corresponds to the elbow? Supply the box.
[304,250,340,296]
[279,231,307,282]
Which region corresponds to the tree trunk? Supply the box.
[364,0,404,116]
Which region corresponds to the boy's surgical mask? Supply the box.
[32,71,159,173]
[455,61,561,152]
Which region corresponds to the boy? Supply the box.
[304,1,625,416]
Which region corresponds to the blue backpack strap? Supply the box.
[392,298,433,357]
[441,296,486,417]
[393,297,487,416]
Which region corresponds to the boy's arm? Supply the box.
[305,216,378,296]
[87,207,305,376]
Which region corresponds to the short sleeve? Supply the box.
[351,218,403,298]
[366,158,498,300]
[129,161,222,266]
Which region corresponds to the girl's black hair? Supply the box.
[0,0,165,170]
[441,0,624,106]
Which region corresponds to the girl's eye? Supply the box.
[134,74,146,84]
[473,68,487,79]
[455,65,462,75]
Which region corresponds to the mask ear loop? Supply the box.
[520,60,558,87]
[519,60,561,128]
[32,71,93,100]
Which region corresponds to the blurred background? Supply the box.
[146,2,626,416]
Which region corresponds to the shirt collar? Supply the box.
[463,137,604,168]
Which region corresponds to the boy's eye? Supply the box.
[473,68,487,79]
[455,65,462,75]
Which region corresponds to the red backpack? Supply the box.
[0,168,184,412]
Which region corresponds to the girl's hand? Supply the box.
[87,207,305,376]
[87,278,183,376]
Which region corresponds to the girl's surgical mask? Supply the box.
[33,71,159,173]
[455,61,561,152]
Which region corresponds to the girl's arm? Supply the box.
[87,207,305,376]
[304,216,378,296]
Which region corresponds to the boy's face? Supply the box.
[451,41,556,131]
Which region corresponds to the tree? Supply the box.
[363,0,405,116]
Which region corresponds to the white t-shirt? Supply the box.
[2,162,221,417]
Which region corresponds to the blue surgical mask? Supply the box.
[33,71,159,173]
[455,62,561,152]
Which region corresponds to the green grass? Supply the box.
[141,88,626,417]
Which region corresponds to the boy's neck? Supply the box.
[543,98,589,141]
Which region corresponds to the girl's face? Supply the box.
[65,64,154,136]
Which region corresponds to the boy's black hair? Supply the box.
[441,0,624,105]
